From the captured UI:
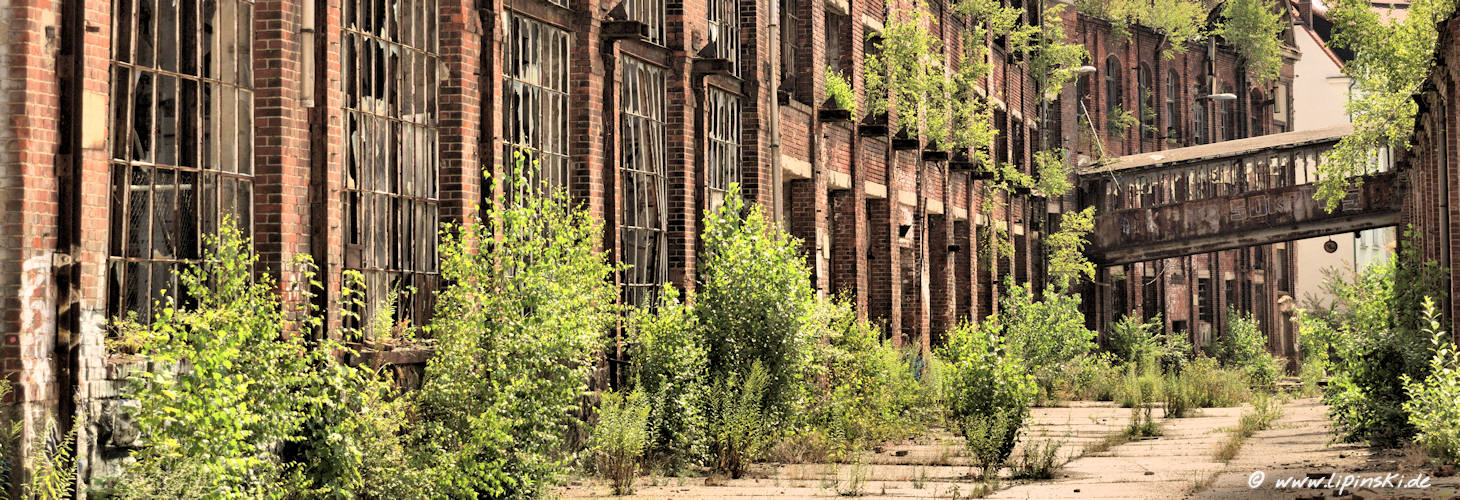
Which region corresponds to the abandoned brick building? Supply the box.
[0,0,1322,484]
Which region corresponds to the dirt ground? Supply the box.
[558,398,1460,499]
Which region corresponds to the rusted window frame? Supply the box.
[620,55,669,309]
[107,0,256,320]
[1137,64,1154,140]
[708,0,740,74]
[625,0,667,45]
[1103,55,1121,131]
[503,11,572,199]
[341,0,442,327]
[705,86,742,211]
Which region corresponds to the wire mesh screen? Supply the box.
[342,0,442,327]
[619,56,668,309]
[107,0,256,321]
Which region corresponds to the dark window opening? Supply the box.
[1137,64,1154,140]
[1103,55,1122,134]
[1165,70,1180,140]
[825,9,851,75]
[779,0,801,94]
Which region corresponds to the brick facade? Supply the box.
[0,0,1312,487]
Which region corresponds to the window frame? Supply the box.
[340,0,444,326]
[619,55,669,309]
[503,11,573,201]
[107,0,257,321]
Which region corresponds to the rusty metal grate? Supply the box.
[342,0,442,327]
[708,0,739,74]
[705,87,741,210]
[620,56,668,309]
[503,12,571,200]
[107,0,256,321]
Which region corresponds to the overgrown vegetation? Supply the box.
[1215,393,1283,462]
[941,320,1037,473]
[1401,298,1460,463]
[590,390,651,495]
[1298,250,1449,447]
[824,66,858,117]
[1317,0,1458,211]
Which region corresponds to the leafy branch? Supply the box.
[1315,0,1455,212]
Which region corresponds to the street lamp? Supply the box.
[1200,93,1238,101]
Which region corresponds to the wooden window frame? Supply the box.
[619,55,669,309]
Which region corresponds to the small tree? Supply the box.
[418,152,621,497]
[697,184,815,422]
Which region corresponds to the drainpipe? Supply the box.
[771,3,784,224]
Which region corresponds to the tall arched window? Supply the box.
[1137,64,1154,139]
[1104,55,1122,134]
[1192,100,1207,145]
[1249,89,1265,137]
[1166,70,1180,140]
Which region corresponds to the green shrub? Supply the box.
[627,285,708,470]
[940,321,1036,467]
[1315,254,1444,446]
[1162,372,1197,418]
[1011,439,1063,480]
[996,280,1097,402]
[698,184,815,422]
[802,296,925,453]
[1402,298,1460,463]
[707,362,774,478]
[1179,356,1251,408]
[1217,310,1284,392]
[824,66,858,117]
[1106,314,1163,372]
[112,223,423,498]
[590,390,652,495]
[418,155,620,497]
[1062,353,1122,401]
[962,408,1022,478]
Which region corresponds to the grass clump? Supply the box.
[590,390,652,495]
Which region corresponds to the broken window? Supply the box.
[708,0,740,74]
[780,0,802,94]
[1137,64,1153,139]
[1165,70,1180,139]
[108,0,255,320]
[706,87,742,211]
[504,12,571,199]
[1104,55,1122,131]
[625,0,666,45]
[341,0,442,326]
[620,56,668,309]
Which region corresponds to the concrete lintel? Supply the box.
[782,154,812,180]
[826,0,850,15]
[952,206,968,221]
[865,181,888,199]
[928,199,944,215]
[897,190,916,207]
[828,170,852,190]
[862,14,884,33]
